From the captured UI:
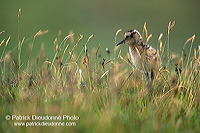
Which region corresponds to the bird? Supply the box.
[116,29,161,92]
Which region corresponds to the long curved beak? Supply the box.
[116,40,124,46]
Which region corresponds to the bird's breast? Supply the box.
[128,46,144,70]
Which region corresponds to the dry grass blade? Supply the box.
[160,68,170,73]
[186,34,195,44]
[143,22,148,39]
[6,36,11,46]
[75,34,83,45]
[115,29,122,44]
[21,37,25,45]
[88,34,93,41]
[183,34,196,50]
[44,60,52,64]
[100,70,109,79]
[96,44,101,58]
[183,34,196,69]
[18,37,25,50]
[146,34,152,43]
[71,44,78,54]
[34,30,49,39]
[84,34,93,58]
[54,38,58,52]
[84,34,94,55]
[84,34,93,54]
[120,70,134,89]
[118,50,130,65]
[0,39,5,46]
[84,45,88,55]
[0,31,5,35]
[1,37,11,60]
[50,33,74,70]
[76,34,90,61]
[17,37,25,51]
[193,49,197,59]
[63,44,69,55]
[117,50,122,58]
[158,33,163,40]
[103,59,114,67]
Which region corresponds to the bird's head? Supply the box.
[116,29,143,46]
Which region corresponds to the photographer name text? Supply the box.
[6,115,79,121]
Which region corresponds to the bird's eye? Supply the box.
[125,36,129,39]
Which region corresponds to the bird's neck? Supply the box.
[129,41,145,54]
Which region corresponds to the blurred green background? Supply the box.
[0,0,200,60]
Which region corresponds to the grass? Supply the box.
[0,12,200,133]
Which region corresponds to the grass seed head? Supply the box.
[75,34,83,45]
[158,33,163,40]
[170,52,179,62]
[18,8,22,21]
[87,34,94,42]
[20,37,25,46]
[58,30,62,37]
[115,29,122,37]
[167,20,175,35]
[185,34,196,44]
[54,38,58,52]
[158,33,163,53]
[115,29,122,47]
[34,30,49,39]
[64,33,74,42]
[194,49,196,59]
[106,48,110,54]
[146,34,152,43]
[0,31,5,35]
[69,30,74,43]
[100,70,109,79]
[143,22,148,39]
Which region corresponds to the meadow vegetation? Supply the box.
[0,10,200,133]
